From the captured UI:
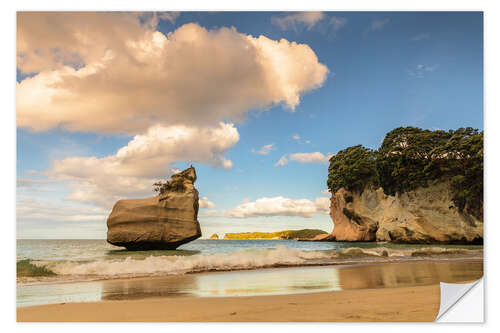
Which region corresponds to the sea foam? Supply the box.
[19,245,482,282]
[46,245,331,278]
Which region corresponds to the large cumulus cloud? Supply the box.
[17,12,330,212]
[17,13,328,134]
[44,122,239,207]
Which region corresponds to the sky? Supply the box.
[16,11,483,239]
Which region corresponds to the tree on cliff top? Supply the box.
[376,127,453,195]
[327,127,483,219]
[327,145,378,194]
[153,167,196,194]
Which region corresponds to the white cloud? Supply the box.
[407,64,439,78]
[291,134,311,145]
[272,12,326,31]
[199,209,220,217]
[271,12,347,38]
[199,197,216,209]
[321,189,331,196]
[17,199,108,223]
[17,14,328,134]
[252,143,275,155]
[44,122,239,208]
[17,178,54,187]
[274,155,288,167]
[314,197,331,214]
[366,18,390,33]
[290,152,330,164]
[329,16,347,37]
[411,33,430,41]
[158,12,180,24]
[274,152,331,166]
[224,196,329,218]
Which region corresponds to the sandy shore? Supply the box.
[18,283,443,322]
[17,258,483,322]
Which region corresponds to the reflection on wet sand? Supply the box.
[101,274,198,300]
[17,260,483,307]
[99,268,340,300]
[184,266,341,297]
[100,260,482,300]
[336,260,483,290]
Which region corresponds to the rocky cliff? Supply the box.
[106,167,202,250]
[328,183,483,244]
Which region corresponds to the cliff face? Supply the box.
[107,167,202,250]
[329,183,483,244]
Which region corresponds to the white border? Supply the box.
[3,0,499,331]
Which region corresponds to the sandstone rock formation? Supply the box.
[328,183,483,244]
[106,167,202,250]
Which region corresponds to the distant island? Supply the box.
[223,229,328,240]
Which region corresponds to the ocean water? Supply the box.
[17,239,483,283]
[16,239,483,307]
[17,261,484,307]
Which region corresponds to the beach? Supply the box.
[17,258,483,322]
[17,283,442,322]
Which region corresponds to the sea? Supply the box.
[16,239,483,307]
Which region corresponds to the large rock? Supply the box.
[106,167,202,250]
[328,183,483,244]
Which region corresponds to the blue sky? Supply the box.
[16,11,483,239]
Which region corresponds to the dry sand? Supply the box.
[18,283,442,322]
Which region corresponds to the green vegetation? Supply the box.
[153,177,186,194]
[327,127,483,219]
[154,167,196,194]
[224,229,328,240]
[327,145,379,193]
[17,259,56,277]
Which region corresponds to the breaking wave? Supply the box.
[43,246,330,278]
[17,245,482,282]
[16,259,56,277]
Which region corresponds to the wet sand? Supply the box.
[18,284,444,322]
[17,259,483,322]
